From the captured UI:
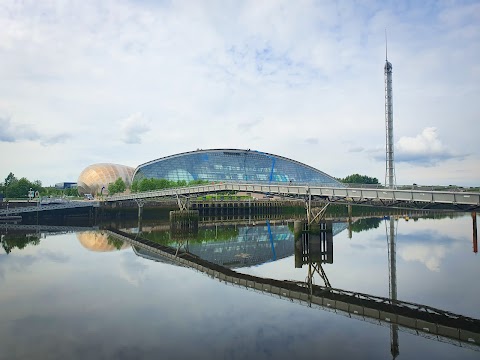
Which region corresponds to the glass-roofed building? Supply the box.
[133,149,342,187]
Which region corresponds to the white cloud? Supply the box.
[399,244,446,272]
[120,112,150,144]
[118,252,149,286]
[0,116,70,145]
[395,127,464,165]
[0,1,478,186]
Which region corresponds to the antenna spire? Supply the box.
[385,29,388,61]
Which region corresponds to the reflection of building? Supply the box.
[76,231,130,252]
[162,223,347,268]
[187,225,293,268]
[77,163,135,195]
[133,149,342,185]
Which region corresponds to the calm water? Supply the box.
[0,212,479,360]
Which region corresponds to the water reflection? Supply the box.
[137,221,348,268]
[1,213,479,359]
[386,218,399,358]
[76,232,130,252]
[106,215,480,354]
[0,225,129,253]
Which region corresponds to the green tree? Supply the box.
[340,174,379,185]
[5,176,43,198]
[1,234,41,254]
[131,179,139,193]
[129,178,210,193]
[108,177,127,195]
[4,172,17,198]
[107,236,125,250]
[350,218,383,233]
[4,172,17,187]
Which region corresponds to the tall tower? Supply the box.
[384,33,396,189]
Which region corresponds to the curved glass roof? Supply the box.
[133,149,342,186]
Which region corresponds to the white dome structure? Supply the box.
[77,163,134,195]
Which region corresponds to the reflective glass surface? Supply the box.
[134,149,342,186]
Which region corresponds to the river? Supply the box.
[0,211,478,359]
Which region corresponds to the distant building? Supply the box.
[55,182,78,190]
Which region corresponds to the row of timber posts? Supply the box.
[169,210,199,239]
[191,200,282,217]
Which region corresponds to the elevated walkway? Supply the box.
[106,182,480,211]
[0,201,100,216]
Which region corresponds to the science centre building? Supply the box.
[77,149,342,195]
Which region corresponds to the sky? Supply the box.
[0,0,479,187]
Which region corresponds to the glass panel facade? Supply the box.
[133,149,342,187]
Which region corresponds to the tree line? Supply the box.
[107,177,211,195]
[0,172,78,199]
[0,172,212,199]
[1,171,381,199]
[129,178,209,193]
[337,173,379,185]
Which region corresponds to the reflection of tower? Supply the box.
[473,212,478,254]
[386,218,399,358]
[385,33,396,189]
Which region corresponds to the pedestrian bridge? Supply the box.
[0,201,100,216]
[106,182,480,211]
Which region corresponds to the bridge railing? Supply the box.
[104,182,480,209]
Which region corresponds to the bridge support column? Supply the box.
[305,202,329,226]
[294,219,332,288]
[135,199,146,233]
[175,193,190,211]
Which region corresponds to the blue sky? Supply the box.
[0,0,479,186]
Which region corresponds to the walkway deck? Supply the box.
[106,183,480,211]
[0,201,99,216]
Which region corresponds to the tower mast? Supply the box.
[384,31,396,189]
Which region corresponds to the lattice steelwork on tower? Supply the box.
[384,42,397,189]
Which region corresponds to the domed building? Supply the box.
[77,163,135,196]
[133,149,342,186]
